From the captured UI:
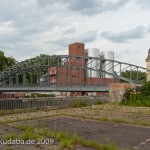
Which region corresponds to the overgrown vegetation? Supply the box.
[14,125,118,150]
[71,100,103,108]
[96,100,103,105]
[71,100,88,108]
[6,147,16,150]
[71,100,79,108]
[0,108,43,116]
[122,93,150,107]
[141,81,150,96]
[24,93,55,98]
[3,132,18,140]
[121,82,150,107]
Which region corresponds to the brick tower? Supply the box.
[68,42,85,87]
[145,49,150,82]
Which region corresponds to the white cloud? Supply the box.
[137,0,150,8]
[65,0,129,15]
[51,31,98,47]
[100,26,146,43]
[0,21,16,34]
[0,0,149,68]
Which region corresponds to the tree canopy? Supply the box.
[0,50,16,71]
[121,70,146,82]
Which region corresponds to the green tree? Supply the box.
[5,56,16,68]
[24,54,60,83]
[141,81,150,96]
[0,50,16,71]
[121,70,146,82]
[0,50,6,71]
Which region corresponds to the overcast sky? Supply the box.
[0,0,150,67]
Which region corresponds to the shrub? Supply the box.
[141,81,150,96]
[71,100,88,108]
[123,88,134,100]
[96,100,103,105]
[121,87,150,107]
[79,101,88,107]
[71,100,79,108]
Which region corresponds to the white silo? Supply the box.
[100,51,114,78]
[85,48,100,78]
[61,57,68,65]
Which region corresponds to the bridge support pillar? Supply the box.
[15,73,19,87]
[23,71,26,86]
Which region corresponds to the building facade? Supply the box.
[50,42,118,96]
[146,49,150,82]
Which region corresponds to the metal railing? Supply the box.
[0,96,109,110]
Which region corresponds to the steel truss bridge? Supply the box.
[0,55,147,92]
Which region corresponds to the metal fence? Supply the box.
[0,96,109,110]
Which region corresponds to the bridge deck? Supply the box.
[0,86,109,92]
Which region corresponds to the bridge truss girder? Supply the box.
[0,55,147,92]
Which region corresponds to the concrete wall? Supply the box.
[109,83,136,102]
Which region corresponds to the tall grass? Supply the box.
[71,100,88,108]
[121,93,150,107]
[15,125,118,150]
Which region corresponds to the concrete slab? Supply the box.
[20,116,150,150]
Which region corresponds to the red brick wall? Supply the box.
[68,43,85,86]
[58,67,68,86]
[69,42,85,65]
[0,92,24,99]
[85,77,119,86]
[49,43,85,87]
[69,42,85,56]
[49,67,84,86]
[49,67,57,85]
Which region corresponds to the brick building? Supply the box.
[50,42,118,96]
